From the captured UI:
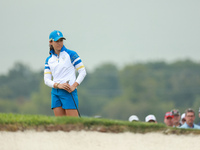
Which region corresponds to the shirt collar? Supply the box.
[185,122,194,128]
[50,45,67,56]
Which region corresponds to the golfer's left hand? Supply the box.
[66,84,76,93]
[64,82,79,93]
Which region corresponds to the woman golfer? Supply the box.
[44,30,86,117]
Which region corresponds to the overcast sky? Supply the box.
[0,0,200,74]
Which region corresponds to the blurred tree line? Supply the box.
[0,60,200,123]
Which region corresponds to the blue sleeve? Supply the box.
[66,49,80,64]
[44,55,52,70]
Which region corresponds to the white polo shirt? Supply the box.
[44,45,86,88]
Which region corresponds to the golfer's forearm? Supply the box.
[44,76,54,88]
[76,68,86,85]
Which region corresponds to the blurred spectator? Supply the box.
[164,112,173,127]
[171,109,181,127]
[180,108,200,129]
[129,115,139,122]
[145,114,157,123]
[198,107,200,126]
[94,115,102,118]
[180,113,186,125]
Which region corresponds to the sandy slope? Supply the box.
[0,131,199,150]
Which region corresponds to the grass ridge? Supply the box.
[0,113,200,135]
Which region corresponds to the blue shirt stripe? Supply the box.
[74,59,82,66]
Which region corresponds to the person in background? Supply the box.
[171,109,181,127]
[198,107,200,126]
[44,30,87,117]
[180,113,186,125]
[164,112,174,127]
[145,114,157,123]
[179,108,200,129]
[129,115,139,122]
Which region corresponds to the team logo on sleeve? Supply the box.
[72,54,79,62]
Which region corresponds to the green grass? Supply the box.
[0,113,200,134]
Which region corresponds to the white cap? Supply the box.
[181,113,185,120]
[145,114,156,122]
[129,115,139,122]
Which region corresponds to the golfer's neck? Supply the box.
[54,49,61,56]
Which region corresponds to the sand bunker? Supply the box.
[0,131,199,150]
